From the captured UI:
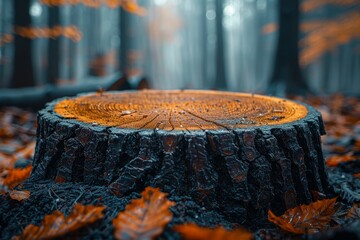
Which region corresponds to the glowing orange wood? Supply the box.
[54,90,308,131]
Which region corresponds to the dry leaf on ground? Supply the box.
[353,173,360,179]
[326,154,357,167]
[268,198,337,234]
[346,203,360,220]
[9,190,30,201]
[12,204,106,240]
[1,165,32,189]
[14,141,36,160]
[0,153,16,171]
[112,186,175,240]
[173,223,252,240]
[354,140,360,151]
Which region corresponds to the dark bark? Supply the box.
[11,0,35,88]
[31,93,331,222]
[268,0,310,96]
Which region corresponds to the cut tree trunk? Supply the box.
[31,90,331,222]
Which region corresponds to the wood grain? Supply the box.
[54,90,308,131]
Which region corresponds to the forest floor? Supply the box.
[0,94,360,240]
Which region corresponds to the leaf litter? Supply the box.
[1,94,360,239]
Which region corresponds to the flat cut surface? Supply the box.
[54,90,308,131]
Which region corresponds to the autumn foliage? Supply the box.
[0,166,32,189]
[300,12,360,66]
[1,94,360,239]
[14,26,82,42]
[174,224,252,240]
[346,203,360,220]
[9,190,30,201]
[301,0,359,12]
[12,204,106,240]
[0,111,34,196]
[40,0,146,15]
[268,198,337,234]
[326,153,358,167]
[262,2,360,66]
[112,187,175,240]
[0,0,146,47]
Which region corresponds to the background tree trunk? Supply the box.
[11,0,35,88]
[47,5,60,85]
[215,0,227,89]
[268,0,310,96]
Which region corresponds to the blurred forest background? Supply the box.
[0,0,359,101]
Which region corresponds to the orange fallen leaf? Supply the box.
[268,198,337,234]
[173,223,252,240]
[112,187,175,240]
[346,203,360,220]
[1,166,32,189]
[326,154,357,167]
[12,204,106,240]
[0,141,35,173]
[15,141,36,160]
[9,190,30,201]
[328,145,347,153]
[353,173,360,179]
[354,140,360,151]
[0,153,16,171]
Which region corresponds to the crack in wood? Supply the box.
[178,107,231,131]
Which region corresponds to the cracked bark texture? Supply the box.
[31,90,332,222]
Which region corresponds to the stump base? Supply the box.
[31,90,331,221]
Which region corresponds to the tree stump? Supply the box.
[31,90,331,221]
